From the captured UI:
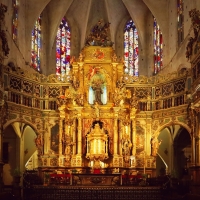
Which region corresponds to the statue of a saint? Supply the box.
[130,93,139,109]
[64,135,75,155]
[151,138,162,156]
[94,101,100,119]
[35,134,43,155]
[121,133,132,156]
[92,81,103,105]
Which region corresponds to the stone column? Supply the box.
[191,136,196,166]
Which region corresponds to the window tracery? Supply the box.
[124,19,139,76]
[31,15,41,71]
[153,17,163,75]
[56,17,71,77]
[12,0,19,43]
[177,0,184,46]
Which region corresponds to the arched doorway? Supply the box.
[156,124,191,178]
[2,122,38,185]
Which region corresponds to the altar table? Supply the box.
[72,173,122,186]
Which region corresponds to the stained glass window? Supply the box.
[177,0,184,46]
[56,17,71,77]
[153,17,163,75]
[31,16,41,71]
[124,19,139,76]
[12,0,19,43]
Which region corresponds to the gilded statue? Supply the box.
[121,133,132,156]
[85,19,113,47]
[130,93,139,109]
[35,134,43,155]
[113,87,125,106]
[63,135,75,155]
[151,138,162,157]
[70,73,80,90]
[79,52,84,62]
[74,91,84,106]
[91,101,100,119]
[91,79,104,105]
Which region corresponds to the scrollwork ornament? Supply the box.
[113,87,126,106]
[66,118,73,126]
[152,121,159,132]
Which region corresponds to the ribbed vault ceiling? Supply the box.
[22,0,172,75]
[26,0,169,50]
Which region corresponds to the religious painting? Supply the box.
[136,126,145,154]
[50,123,59,154]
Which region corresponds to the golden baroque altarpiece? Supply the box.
[1,5,200,178]
[1,44,192,176]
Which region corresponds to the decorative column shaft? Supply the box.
[58,107,65,155]
[131,118,136,156]
[43,119,47,154]
[72,118,76,155]
[76,109,82,155]
[130,108,137,156]
[113,107,120,155]
[119,121,123,155]
[59,118,64,155]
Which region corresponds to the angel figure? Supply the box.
[88,66,97,80]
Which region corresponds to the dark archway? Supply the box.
[156,124,191,178]
[173,127,191,178]
[2,122,38,185]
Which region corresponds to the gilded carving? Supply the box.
[85,19,113,47]
[35,133,43,156]
[121,133,132,157]
[151,137,162,157]
[113,87,126,106]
